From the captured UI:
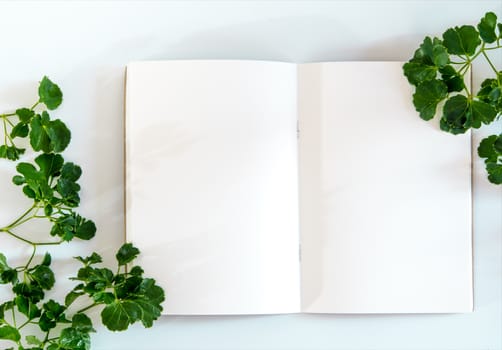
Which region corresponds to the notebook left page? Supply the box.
[125,60,300,315]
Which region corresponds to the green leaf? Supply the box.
[29,113,51,153]
[412,36,434,64]
[116,243,140,266]
[17,162,40,180]
[72,313,96,333]
[403,36,450,86]
[432,43,449,68]
[0,269,17,284]
[440,95,470,134]
[50,213,96,241]
[0,254,17,284]
[93,291,116,304]
[38,76,63,110]
[44,204,53,216]
[30,265,55,290]
[129,266,144,276]
[134,278,165,328]
[75,219,96,240]
[16,108,34,123]
[0,145,25,161]
[412,79,448,120]
[26,335,43,346]
[29,112,71,153]
[12,282,45,303]
[47,119,71,152]
[56,178,81,207]
[22,185,37,199]
[477,12,498,43]
[403,62,437,86]
[65,290,84,307]
[470,100,497,128]
[74,252,102,266]
[0,325,20,342]
[12,175,25,185]
[494,134,502,154]
[0,302,13,320]
[487,163,502,184]
[0,253,10,272]
[74,266,113,294]
[39,300,68,332]
[41,252,52,266]
[35,153,64,179]
[59,326,91,350]
[101,277,164,331]
[15,295,41,319]
[61,162,82,181]
[10,123,29,138]
[439,65,465,92]
[477,78,502,111]
[442,25,481,56]
[101,300,142,331]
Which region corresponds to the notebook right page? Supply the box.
[298,62,473,313]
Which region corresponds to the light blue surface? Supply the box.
[0,1,500,349]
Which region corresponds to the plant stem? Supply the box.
[25,245,37,269]
[2,118,8,145]
[2,204,38,230]
[11,307,16,328]
[1,229,62,246]
[481,49,500,81]
[77,302,98,313]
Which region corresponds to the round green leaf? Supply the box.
[38,76,63,110]
[477,12,498,43]
[412,79,448,120]
[442,25,481,56]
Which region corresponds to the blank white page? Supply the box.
[299,62,472,313]
[126,60,300,315]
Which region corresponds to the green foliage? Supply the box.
[0,77,165,349]
[403,11,502,185]
[412,79,448,120]
[38,76,63,110]
[70,247,164,332]
[115,243,140,266]
[478,134,502,184]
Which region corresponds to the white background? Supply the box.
[0,1,500,349]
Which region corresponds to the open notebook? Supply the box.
[125,61,472,315]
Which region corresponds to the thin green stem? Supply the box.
[43,330,51,345]
[2,118,8,145]
[30,101,39,110]
[1,229,62,246]
[5,118,14,127]
[18,319,32,330]
[458,62,470,75]
[484,44,502,51]
[481,49,500,80]
[2,203,37,230]
[25,245,37,269]
[77,302,99,314]
[11,307,16,328]
[2,229,34,245]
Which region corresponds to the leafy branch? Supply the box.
[403,11,502,184]
[0,77,164,349]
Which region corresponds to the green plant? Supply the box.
[403,11,502,184]
[0,77,164,349]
